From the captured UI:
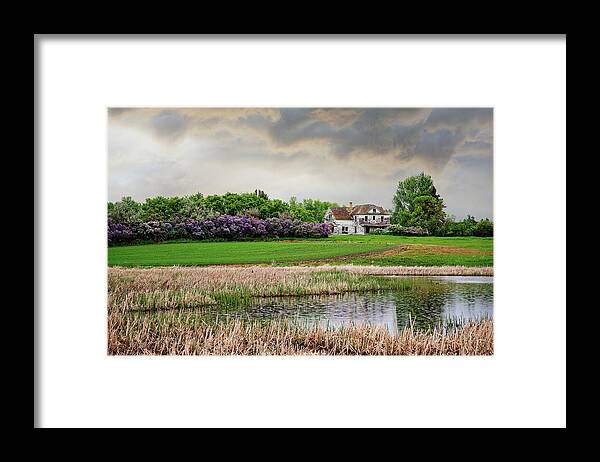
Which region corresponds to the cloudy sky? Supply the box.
[108,108,493,219]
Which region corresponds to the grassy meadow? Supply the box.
[108,234,493,267]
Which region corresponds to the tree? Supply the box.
[286,196,311,222]
[181,193,211,220]
[473,218,493,237]
[204,194,226,215]
[286,197,339,223]
[254,189,269,200]
[403,195,446,234]
[258,198,289,218]
[392,172,438,223]
[108,196,141,224]
[299,198,339,223]
[138,196,186,222]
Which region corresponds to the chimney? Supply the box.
[348,201,353,211]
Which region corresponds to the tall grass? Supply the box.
[108,311,493,355]
[317,265,493,276]
[108,266,418,312]
[107,266,493,355]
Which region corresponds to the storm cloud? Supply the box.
[108,107,493,219]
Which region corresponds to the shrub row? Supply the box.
[108,215,334,245]
[367,226,429,236]
[387,225,430,236]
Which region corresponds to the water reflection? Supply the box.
[146,276,493,333]
[391,277,493,331]
[234,294,401,334]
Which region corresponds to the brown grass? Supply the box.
[108,265,492,312]
[109,264,492,288]
[329,265,493,276]
[108,312,493,355]
[107,265,493,355]
[109,266,408,312]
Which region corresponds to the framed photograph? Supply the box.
[35,35,566,428]
[107,107,494,356]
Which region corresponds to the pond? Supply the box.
[172,276,493,333]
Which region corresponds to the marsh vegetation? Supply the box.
[108,266,493,355]
[108,315,493,355]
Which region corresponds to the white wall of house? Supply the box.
[332,219,363,234]
[352,213,391,224]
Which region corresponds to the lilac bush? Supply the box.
[107,220,135,244]
[108,215,333,245]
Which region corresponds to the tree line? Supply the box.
[108,191,339,225]
[108,175,492,239]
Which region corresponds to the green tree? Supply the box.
[181,193,211,220]
[462,215,478,236]
[138,196,186,222]
[300,198,339,223]
[473,218,493,237]
[392,172,438,223]
[403,195,446,234]
[254,189,269,200]
[204,194,226,215]
[108,196,141,224]
[259,198,289,218]
[108,191,341,224]
[286,196,311,221]
[284,197,338,223]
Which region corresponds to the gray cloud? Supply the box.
[108,107,493,219]
[425,108,492,129]
[108,107,132,117]
[151,111,190,140]
[258,108,490,172]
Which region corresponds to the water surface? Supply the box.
[179,276,493,333]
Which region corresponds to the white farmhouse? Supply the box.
[324,202,392,234]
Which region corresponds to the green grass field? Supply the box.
[108,235,493,267]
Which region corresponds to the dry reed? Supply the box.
[108,312,493,355]
[317,265,493,276]
[107,265,493,355]
[109,265,492,311]
[108,266,427,312]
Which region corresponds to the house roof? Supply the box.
[328,204,388,220]
[329,207,353,220]
[351,204,387,215]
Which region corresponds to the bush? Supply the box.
[108,215,334,246]
[439,216,493,237]
[368,229,390,235]
[387,225,430,236]
[107,220,135,244]
[473,219,493,237]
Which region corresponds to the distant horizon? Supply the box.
[108,108,493,220]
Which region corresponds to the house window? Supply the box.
[372,208,377,213]
[342,226,348,234]
[365,216,368,220]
